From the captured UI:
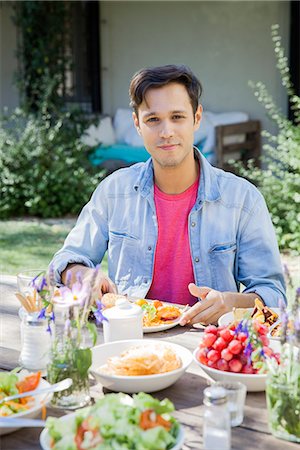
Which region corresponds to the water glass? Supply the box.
[17,269,45,295]
[215,381,247,427]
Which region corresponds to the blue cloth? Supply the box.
[90,140,211,165]
[90,144,149,165]
[51,149,285,307]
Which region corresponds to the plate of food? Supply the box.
[218,299,280,337]
[135,298,187,333]
[90,339,193,393]
[101,294,187,333]
[40,392,185,450]
[0,370,51,435]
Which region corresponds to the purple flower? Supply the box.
[278,298,286,312]
[57,281,90,307]
[46,322,52,335]
[48,264,55,287]
[50,311,55,322]
[64,319,71,333]
[65,270,72,287]
[37,307,47,320]
[244,342,252,365]
[33,275,47,293]
[94,300,108,325]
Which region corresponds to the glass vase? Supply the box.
[266,377,300,443]
[47,304,91,409]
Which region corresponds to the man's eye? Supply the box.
[173,115,185,120]
[147,117,158,123]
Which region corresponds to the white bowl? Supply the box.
[40,413,185,450]
[0,374,52,436]
[193,348,267,392]
[90,339,193,393]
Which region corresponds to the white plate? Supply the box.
[40,411,185,450]
[218,308,280,330]
[0,373,51,436]
[193,348,267,392]
[90,339,193,393]
[141,300,186,333]
[143,319,182,333]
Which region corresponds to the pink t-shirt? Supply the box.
[147,177,199,306]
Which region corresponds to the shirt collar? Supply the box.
[133,147,221,203]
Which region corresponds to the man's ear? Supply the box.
[194,104,203,131]
[133,112,141,134]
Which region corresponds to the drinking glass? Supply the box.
[17,269,45,296]
[215,381,247,427]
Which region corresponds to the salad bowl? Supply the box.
[40,393,185,450]
[0,372,51,436]
[90,339,193,393]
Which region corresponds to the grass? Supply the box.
[0,220,298,299]
[0,220,108,275]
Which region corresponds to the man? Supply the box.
[51,65,285,325]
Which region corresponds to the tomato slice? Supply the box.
[16,371,41,393]
[140,409,171,431]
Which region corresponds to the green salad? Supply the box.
[46,393,181,450]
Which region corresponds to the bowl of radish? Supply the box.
[193,320,280,392]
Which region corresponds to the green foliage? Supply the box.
[13,1,70,112]
[0,82,104,218]
[1,3,104,219]
[235,25,300,253]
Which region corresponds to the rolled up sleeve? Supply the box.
[237,194,286,307]
[50,184,109,285]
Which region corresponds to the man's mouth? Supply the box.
[157,144,179,151]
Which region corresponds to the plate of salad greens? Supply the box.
[40,392,184,450]
[0,369,51,435]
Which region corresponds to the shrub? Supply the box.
[0,78,104,218]
[234,25,300,253]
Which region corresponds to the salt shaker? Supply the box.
[203,385,231,450]
[102,298,143,342]
[19,312,51,371]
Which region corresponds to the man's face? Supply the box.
[133,82,202,169]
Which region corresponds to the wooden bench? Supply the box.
[216,120,261,171]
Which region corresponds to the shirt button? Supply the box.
[194,257,199,263]
[148,246,152,251]
[191,222,196,227]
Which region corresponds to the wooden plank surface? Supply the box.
[1,276,298,449]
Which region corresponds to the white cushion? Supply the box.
[113,108,134,144]
[194,112,213,145]
[81,116,116,147]
[124,126,144,147]
[201,111,249,154]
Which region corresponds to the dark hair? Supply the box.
[129,64,202,115]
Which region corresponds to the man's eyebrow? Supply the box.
[142,110,187,118]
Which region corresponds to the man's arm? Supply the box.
[50,181,109,286]
[180,284,260,326]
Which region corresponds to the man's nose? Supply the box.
[159,121,174,139]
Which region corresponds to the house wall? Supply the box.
[100,1,290,133]
[0,2,19,112]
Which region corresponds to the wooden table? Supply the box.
[0,277,298,450]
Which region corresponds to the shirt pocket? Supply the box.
[108,230,140,285]
[209,242,237,291]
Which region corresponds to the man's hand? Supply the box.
[62,264,117,300]
[179,283,259,326]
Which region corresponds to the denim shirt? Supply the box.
[51,149,286,307]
